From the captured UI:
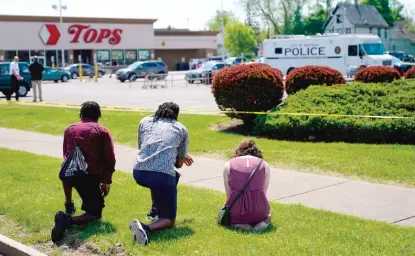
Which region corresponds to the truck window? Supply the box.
[275,48,283,54]
[348,45,358,56]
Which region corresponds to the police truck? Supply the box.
[263,34,393,76]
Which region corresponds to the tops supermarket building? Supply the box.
[0,15,218,70]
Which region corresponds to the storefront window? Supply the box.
[111,50,124,65]
[138,50,150,61]
[97,50,110,65]
[30,50,46,65]
[4,50,17,62]
[18,50,30,62]
[57,50,69,67]
[125,50,137,65]
[46,50,58,67]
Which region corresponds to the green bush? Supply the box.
[212,63,284,122]
[254,80,415,144]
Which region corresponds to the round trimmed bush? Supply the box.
[405,67,415,79]
[285,66,346,94]
[355,66,401,83]
[212,63,284,122]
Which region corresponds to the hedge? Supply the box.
[253,80,415,144]
[212,63,284,122]
[355,66,401,83]
[405,67,415,79]
[285,66,346,94]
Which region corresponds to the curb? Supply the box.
[0,234,46,256]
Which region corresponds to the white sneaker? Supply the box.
[129,219,149,246]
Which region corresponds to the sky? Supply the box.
[0,0,413,31]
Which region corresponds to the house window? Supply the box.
[348,45,358,56]
[384,29,388,39]
[337,28,343,34]
[369,27,373,33]
[346,28,352,34]
[392,45,396,51]
[377,28,381,37]
[336,14,342,24]
[329,28,334,33]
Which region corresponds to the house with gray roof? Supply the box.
[323,3,415,55]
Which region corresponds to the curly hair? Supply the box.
[153,102,180,121]
[79,101,101,121]
[232,139,263,159]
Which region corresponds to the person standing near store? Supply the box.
[29,56,44,102]
[8,56,23,101]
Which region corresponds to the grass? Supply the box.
[0,104,414,187]
[1,148,415,256]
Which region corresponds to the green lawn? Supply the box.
[0,104,414,187]
[1,148,415,256]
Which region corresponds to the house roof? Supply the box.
[390,21,415,42]
[323,4,389,29]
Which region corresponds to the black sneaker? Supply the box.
[129,219,150,246]
[51,211,71,243]
[64,201,76,215]
[146,207,158,222]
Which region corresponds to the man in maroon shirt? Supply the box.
[51,101,116,243]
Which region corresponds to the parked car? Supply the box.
[0,62,32,97]
[42,66,71,83]
[224,57,249,66]
[115,60,168,83]
[185,61,228,84]
[64,63,106,79]
[189,58,206,70]
[387,51,415,63]
[391,56,415,74]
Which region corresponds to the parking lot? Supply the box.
[10,71,220,111]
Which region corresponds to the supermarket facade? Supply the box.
[0,15,218,70]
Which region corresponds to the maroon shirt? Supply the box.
[63,118,116,184]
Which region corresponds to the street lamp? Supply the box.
[52,1,67,67]
[220,0,225,61]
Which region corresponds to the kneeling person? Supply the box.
[51,101,116,243]
[130,102,193,246]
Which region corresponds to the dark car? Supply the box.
[391,56,415,75]
[387,51,414,63]
[64,63,106,79]
[115,60,168,83]
[224,57,249,66]
[0,62,32,97]
[185,61,228,84]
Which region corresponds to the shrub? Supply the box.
[212,63,284,122]
[405,67,415,79]
[285,66,346,94]
[253,80,415,144]
[355,66,401,83]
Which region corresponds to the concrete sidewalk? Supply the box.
[0,127,414,227]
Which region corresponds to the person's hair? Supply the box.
[153,102,180,121]
[232,139,263,159]
[79,101,101,121]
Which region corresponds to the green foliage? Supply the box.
[206,10,238,31]
[303,8,327,35]
[212,63,284,122]
[254,80,415,144]
[224,22,257,58]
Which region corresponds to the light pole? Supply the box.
[220,0,225,61]
[52,0,67,67]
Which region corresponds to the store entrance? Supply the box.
[73,50,93,64]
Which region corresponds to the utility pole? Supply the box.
[52,0,67,67]
[221,0,225,61]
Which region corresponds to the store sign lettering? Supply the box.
[68,24,123,45]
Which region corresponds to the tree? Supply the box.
[206,10,238,31]
[224,22,257,58]
[303,7,327,35]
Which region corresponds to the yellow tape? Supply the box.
[0,99,413,119]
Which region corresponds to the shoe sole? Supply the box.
[129,219,149,245]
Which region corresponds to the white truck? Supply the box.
[263,34,393,76]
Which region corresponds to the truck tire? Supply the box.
[287,67,295,75]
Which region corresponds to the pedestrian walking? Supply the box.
[8,56,23,101]
[29,56,44,102]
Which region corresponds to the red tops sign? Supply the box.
[39,24,123,45]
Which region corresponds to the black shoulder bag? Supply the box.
[59,127,92,181]
[218,159,263,226]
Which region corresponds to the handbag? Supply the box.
[59,126,93,181]
[218,159,263,226]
